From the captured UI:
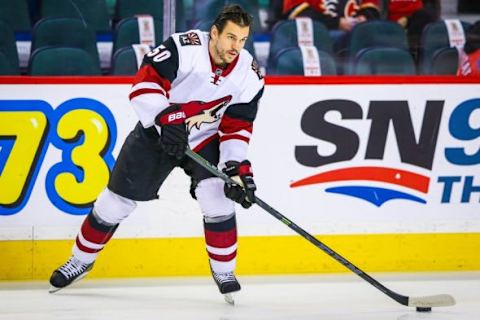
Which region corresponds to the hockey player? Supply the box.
[49,5,264,304]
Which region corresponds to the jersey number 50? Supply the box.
[147,44,171,63]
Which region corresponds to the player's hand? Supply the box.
[155,104,188,160]
[222,160,256,209]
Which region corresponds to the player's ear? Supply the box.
[210,25,219,39]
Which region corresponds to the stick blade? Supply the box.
[408,294,455,307]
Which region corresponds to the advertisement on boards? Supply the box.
[0,79,479,240]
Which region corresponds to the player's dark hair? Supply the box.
[212,4,253,34]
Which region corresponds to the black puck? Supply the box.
[416,307,432,312]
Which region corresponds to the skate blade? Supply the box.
[48,286,62,294]
[48,271,90,294]
[224,293,235,305]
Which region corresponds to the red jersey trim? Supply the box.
[220,134,250,143]
[192,134,219,153]
[129,88,166,100]
[131,65,171,97]
[219,114,253,134]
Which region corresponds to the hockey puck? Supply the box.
[416,307,432,312]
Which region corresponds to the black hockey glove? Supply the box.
[155,104,188,160]
[222,160,256,209]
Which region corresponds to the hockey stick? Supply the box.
[185,148,455,310]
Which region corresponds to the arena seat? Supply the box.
[0,51,19,75]
[344,20,408,74]
[351,47,416,75]
[0,0,31,33]
[114,0,186,31]
[269,19,333,61]
[40,0,111,33]
[430,47,459,75]
[268,47,337,75]
[31,17,100,68]
[112,17,163,54]
[419,20,471,74]
[29,46,101,75]
[115,0,164,21]
[0,21,20,74]
[347,20,408,57]
[111,46,138,75]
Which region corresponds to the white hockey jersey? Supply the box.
[129,30,264,164]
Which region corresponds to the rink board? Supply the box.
[0,76,479,279]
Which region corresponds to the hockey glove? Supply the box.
[223,160,256,209]
[155,104,188,160]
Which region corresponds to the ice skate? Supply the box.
[49,256,94,293]
[212,270,241,305]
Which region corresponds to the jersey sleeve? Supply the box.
[129,37,179,128]
[218,87,264,165]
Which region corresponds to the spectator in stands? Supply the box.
[457,21,480,77]
[386,0,439,56]
[282,0,380,32]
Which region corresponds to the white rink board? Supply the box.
[0,82,479,240]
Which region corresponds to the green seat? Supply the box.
[348,20,408,57]
[352,47,416,75]
[115,0,186,31]
[269,18,333,61]
[40,0,111,33]
[115,0,164,20]
[113,17,163,54]
[29,46,101,75]
[420,20,470,74]
[0,0,31,32]
[0,21,19,74]
[194,19,256,58]
[431,47,459,75]
[106,0,117,17]
[268,47,337,75]
[31,17,100,68]
[193,0,263,34]
[111,46,139,75]
[0,51,19,75]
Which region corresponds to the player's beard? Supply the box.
[214,44,237,67]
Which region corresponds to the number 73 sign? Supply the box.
[0,98,117,216]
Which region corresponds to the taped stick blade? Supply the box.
[408,294,456,307]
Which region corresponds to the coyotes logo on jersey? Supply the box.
[182,95,232,132]
[180,32,202,46]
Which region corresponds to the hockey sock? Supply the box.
[72,210,119,264]
[204,214,237,273]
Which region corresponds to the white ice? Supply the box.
[0,272,478,320]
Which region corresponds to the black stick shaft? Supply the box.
[185,149,409,306]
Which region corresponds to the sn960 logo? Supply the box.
[0,98,117,216]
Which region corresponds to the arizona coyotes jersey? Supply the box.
[129,30,264,165]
